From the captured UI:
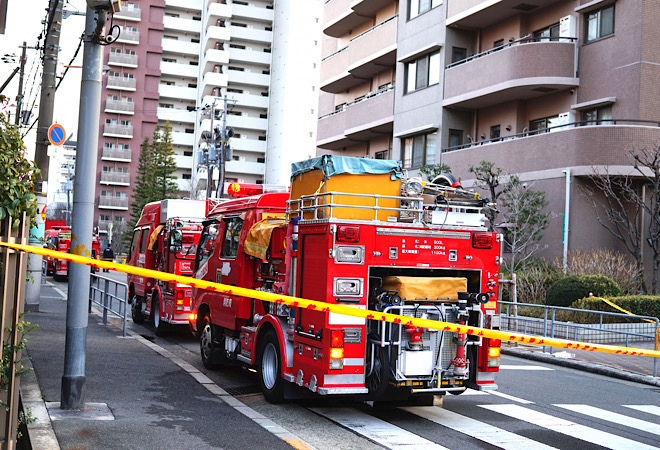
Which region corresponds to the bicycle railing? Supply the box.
[89,274,129,336]
[499,300,659,377]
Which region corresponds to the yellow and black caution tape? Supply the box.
[3,242,660,359]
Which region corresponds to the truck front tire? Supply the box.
[152,293,168,336]
[131,293,146,324]
[200,313,224,369]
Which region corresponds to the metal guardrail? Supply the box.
[89,274,129,336]
[499,300,659,377]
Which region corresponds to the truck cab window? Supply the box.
[139,228,150,254]
[221,217,244,258]
[127,229,139,260]
[195,223,220,270]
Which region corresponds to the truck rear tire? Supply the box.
[366,337,390,399]
[257,329,285,404]
[131,293,146,324]
[200,313,223,369]
[152,294,168,336]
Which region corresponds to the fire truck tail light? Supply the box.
[472,232,493,249]
[330,347,344,359]
[336,225,360,243]
[488,347,501,358]
[189,313,197,321]
[487,338,501,367]
[176,291,184,300]
[330,330,344,348]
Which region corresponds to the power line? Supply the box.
[56,33,83,91]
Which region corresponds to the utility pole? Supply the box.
[14,42,27,125]
[61,4,106,410]
[26,0,63,312]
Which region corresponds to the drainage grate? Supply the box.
[224,385,262,396]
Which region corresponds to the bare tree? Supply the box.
[585,143,660,293]
[498,176,553,273]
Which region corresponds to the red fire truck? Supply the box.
[126,199,211,335]
[45,223,68,276]
[189,156,502,403]
[50,227,101,281]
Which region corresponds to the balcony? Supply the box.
[163,15,201,34]
[160,61,199,78]
[101,148,132,162]
[227,70,270,87]
[226,93,269,109]
[203,49,230,72]
[202,72,229,94]
[317,86,394,150]
[232,4,274,23]
[166,0,202,11]
[103,124,133,138]
[116,29,139,44]
[98,197,129,210]
[206,2,231,29]
[442,123,660,179]
[158,84,197,101]
[108,52,138,67]
[351,0,393,17]
[172,132,195,146]
[225,159,265,176]
[157,107,196,124]
[229,26,272,45]
[205,26,231,51]
[113,7,141,21]
[100,172,131,186]
[447,0,559,29]
[97,219,112,232]
[162,38,200,56]
[443,40,578,109]
[229,137,266,154]
[173,154,193,170]
[105,100,135,114]
[107,76,136,91]
[320,16,397,93]
[228,47,271,66]
[323,0,370,38]
[201,115,268,132]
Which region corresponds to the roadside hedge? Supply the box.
[545,274,623,307]
[571,295,660,321]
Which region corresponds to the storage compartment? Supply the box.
[290,156,402,222]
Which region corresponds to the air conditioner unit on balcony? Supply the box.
[552,111,576,132]
[239,156,246,161]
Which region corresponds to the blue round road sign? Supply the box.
[48,123,66,146]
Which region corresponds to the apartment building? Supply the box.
[95,0,322,242]
[319,0,660,269]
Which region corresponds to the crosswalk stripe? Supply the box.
[624,405,660,417]
[401,406,557,450]
[480,404,660,450]
[555,404,660,436]
[499,365,554,371]
[487,391,534,404]
[312,407,447,449]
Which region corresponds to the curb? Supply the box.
[21,354,61,450]
[502,347,660,387]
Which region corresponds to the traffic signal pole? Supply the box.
[61,6,104,410]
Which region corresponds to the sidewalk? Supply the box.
[21,283,309,450]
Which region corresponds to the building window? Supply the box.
[374,150,388,160]
[529,115,560,135]
[534,23,560,41]
[582,105,612,125]
[451,47,466,64]
[405,51,440,93]
[490,125,501,140]
[402,131,437,169]
[409,0,442,20]
[585,4,614,43]
[448,129,463,148]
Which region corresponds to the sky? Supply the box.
[1,0,88,159]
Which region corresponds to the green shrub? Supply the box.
[545,274,623,307]
[571,295,660,322]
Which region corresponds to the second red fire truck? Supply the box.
[189,156,502,403]
[126,199,212,335]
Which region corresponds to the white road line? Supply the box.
[53,286,66,299]
[312,407,447,449]
[555,404,660,436]
[402,406,556,450]
[624,405,660,417]
[487,391,535,404]
[480,404,660,450]
[455,389,489,396]
[499,365,553,371]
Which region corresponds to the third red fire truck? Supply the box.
[126,199,213,335]
[189,156,502,403]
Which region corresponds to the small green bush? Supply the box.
[571,295,660,322]
[545,274,623,307]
